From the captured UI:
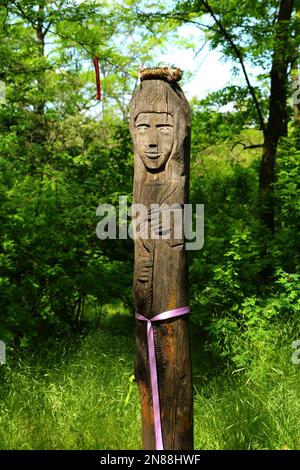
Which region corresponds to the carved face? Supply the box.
[135,112,174,171]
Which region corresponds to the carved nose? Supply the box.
[148,128,158,147]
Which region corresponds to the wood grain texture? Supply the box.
[130,77,193,450]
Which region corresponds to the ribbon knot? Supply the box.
[136,306,190,450]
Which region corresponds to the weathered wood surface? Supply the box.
[130,73,193,450]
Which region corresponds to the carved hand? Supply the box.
[150,206,171,237]
[137,257,153,282]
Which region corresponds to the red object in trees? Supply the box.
[93,57,101,100]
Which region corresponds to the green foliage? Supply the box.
[189,115,300,370]
[0,1,142,345]
[0,0,300,451]
[0,115,134,344]
[190,86,268,148]
[274,134,300,271]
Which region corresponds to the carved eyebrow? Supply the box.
[136,122,150,127]
[156,123,173,127]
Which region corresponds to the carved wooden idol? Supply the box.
[130,67,193,450]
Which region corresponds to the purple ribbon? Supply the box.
[136,306,190,450]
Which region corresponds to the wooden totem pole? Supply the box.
[130,67,193,450]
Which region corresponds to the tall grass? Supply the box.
[1,311,300,450]
[194,370,300,450]
[0,313,141,450]
[193,318,300,450]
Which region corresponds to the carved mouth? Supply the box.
[145,152,161,159]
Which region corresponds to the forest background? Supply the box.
[0,0,300,450]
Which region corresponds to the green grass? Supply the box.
[194,371,300,450]
[193,318,300,450]
[0,312,141,450]
[1,310,300,450]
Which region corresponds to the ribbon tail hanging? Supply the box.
[93,57,101,100]
[136,306,190,450]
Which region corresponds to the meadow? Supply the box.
[1,308,300,450]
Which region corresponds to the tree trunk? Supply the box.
[259,0,295,232]
[36,2,46,118]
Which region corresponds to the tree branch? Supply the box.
[12,1,38,29]
[10,2,132,77]
[199,0,267,136]
[44,21,53,36]
[134,9,217,32]
[231,141,263,151]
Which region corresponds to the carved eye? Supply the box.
[137,125,149,134]
[158,126,173,134]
